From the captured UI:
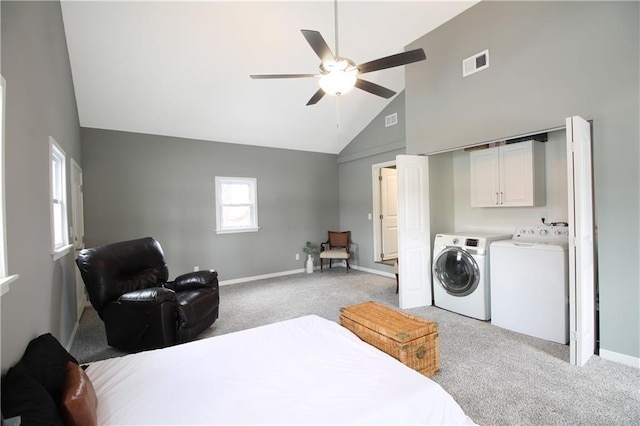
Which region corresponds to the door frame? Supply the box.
[70,159,86,321]
[372,160,397,263]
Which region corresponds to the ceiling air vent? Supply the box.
[385,113,398,128]
[463,49,489,77]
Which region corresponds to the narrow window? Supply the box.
[215,177,259,234]
[50,137,71,259]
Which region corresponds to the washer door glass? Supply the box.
[433,247,480,296]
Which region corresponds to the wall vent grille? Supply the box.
[385,113,398,127]
[463,49,489,77]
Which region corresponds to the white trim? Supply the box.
[0,274,18,297]
[216,227,260,235]
[599,349,640,369]
[219,269,305,286]
[65,320,80,352]
[51,244,73,261]
[69,158,84,249]
[372,160,397,169]
[350,264,396,279]
[0,75,8,282]
[219,266,396,286]
[372,160,397,263]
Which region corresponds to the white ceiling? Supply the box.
[60,1,478,154]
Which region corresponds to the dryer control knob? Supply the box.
[540,229,548,236]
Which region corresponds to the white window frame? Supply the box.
[0,74,19,294]
[215,176,259,234]
[49,137,72,260]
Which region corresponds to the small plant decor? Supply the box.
[303,241,319,256]
[303,241,319,273]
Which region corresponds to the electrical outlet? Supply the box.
[194,266,199,272]
[368,213,372,220]
[295,253,300,260]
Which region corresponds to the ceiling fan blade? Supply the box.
[250,74,317,79]
[306,88,326,106]
[354,79,396,99]
[301,29,336,64]
[357,48,426,74]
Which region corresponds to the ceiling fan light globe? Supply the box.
[319,69,357,96]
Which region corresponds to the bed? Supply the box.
[85,315,476,425]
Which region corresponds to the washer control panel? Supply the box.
[513,225,569,243]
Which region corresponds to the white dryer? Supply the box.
[432,232,511,320]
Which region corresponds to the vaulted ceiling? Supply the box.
[60,1,478,154]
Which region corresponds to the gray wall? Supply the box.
[405,1,640,359]
[1,1,82,369]
[81,128,339,281]
[337,93,406,274]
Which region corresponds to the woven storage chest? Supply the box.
[340,301,439,377]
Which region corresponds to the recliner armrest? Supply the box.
[168,270,218,292]
[117,287,177,307]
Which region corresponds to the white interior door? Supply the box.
[380,167,398,260]
[566,116,596,366]
[70,159,86,321]
[397,155,432,309]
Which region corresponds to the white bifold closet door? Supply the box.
[566,115,596,367]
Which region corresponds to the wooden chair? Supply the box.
[319,231,351,272]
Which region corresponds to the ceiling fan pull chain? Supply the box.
[334,0,339,58]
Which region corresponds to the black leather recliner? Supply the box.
[75,237,219,352]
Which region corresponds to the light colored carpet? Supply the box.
[70,268,640,425]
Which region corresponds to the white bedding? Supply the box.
[87,315,476,425]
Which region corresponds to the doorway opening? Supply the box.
[372,161,398,266]
[70,159,86,322]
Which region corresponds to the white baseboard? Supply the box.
[218,264,396,286]
[66,321,80,352]
[599,348,640,369]
[219,269,305,286]
[350,264,396,279]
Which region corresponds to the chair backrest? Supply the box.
[327,231,350,249]
[75,237,169,315]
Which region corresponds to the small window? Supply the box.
[50,137,71,259]
[215,177,259,234]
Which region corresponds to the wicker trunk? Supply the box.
[340,301,440,377]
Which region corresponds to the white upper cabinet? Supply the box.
[470,140,546,207]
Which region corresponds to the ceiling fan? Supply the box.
[249,3,426,106]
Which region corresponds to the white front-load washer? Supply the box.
[432,232,511,320]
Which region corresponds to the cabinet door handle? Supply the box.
[500,192,504,205]
[495,192,499,205]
